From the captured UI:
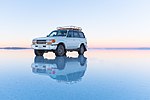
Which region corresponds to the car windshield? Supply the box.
[47,30,67,37]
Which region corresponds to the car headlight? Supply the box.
[32,40,36,44]
[46,39,56,45]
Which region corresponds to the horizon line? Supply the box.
[1,47,150,50]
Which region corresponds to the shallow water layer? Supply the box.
[0,49,150,100]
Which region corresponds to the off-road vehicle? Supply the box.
[32,26,87,56]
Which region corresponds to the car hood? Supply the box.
[33,37,66,40]
[33,37,52,40]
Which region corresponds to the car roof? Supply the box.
[57,26,82,31]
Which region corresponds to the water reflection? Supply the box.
[31,55,87,83]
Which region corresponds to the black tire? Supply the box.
[34,56,44,63]
[55,44,66,56]
[78,44,85,55]
[34,50,44,56]
[78,55,87,66]
[55,56,66,70]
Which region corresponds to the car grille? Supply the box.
[37,40,46,44]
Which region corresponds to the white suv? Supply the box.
[32,26,87,56]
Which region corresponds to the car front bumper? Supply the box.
[31,44,57,50]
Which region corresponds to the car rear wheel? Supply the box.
[55,44,66,56]
[78,44,85,55]
[34,50,44,56]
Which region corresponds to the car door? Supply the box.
[73,31,80,49]
[66,30,75,49]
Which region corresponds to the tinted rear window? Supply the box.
[67,31,74,37]
[79,32,85,38]
[73,31,79,38]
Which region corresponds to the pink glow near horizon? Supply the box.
[0,39,150,48]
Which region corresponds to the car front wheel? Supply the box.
[55,44,66,56]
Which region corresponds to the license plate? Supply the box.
[38,45,42,48]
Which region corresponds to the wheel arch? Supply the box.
[79,43,87,51]
[57,42,66,49]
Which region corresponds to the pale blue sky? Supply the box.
[0,0,150,47]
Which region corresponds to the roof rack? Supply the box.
[57,26,82,31]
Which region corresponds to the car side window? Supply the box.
[79,32,85,38]
[67,31,73,37]
[73,31,79,38]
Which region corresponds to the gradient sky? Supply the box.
[0,0,150,48]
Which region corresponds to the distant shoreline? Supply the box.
[1,47,150,50]
[0,47,32,50]
[88,47,150,50]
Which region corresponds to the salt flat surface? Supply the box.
[0,49,150,100]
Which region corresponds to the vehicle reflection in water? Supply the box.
[31,55,87,84]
